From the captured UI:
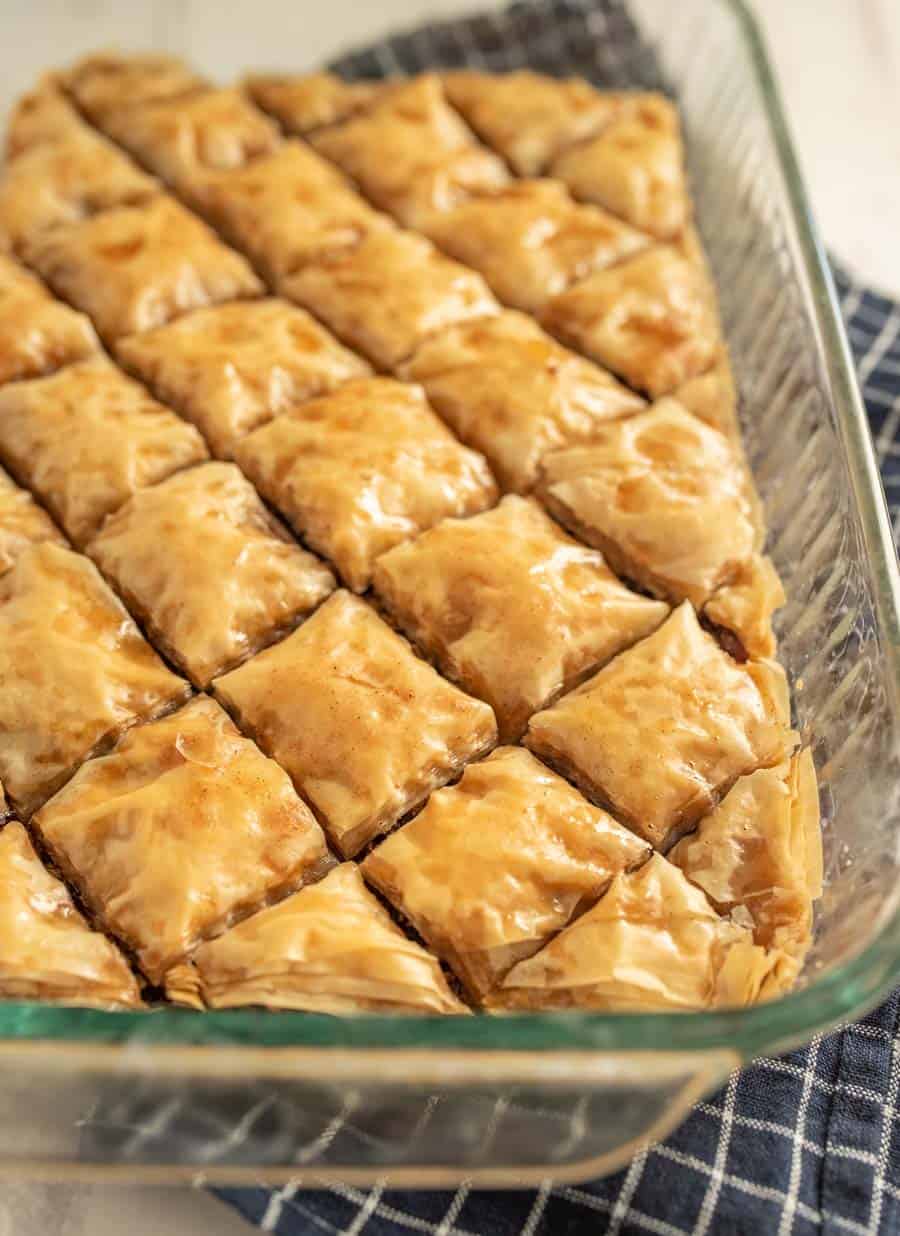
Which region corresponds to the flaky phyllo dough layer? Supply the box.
[0,53,822,1014]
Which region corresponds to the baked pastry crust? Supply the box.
[235,376,497,591]
[0,356,208,546]
[490,853,781,1011]
[311,75,510,228]
[400,311,645,492]
[537,399,760,606]
[214,590,498,858]
[116,299,370,457]
[33,695,332,984]
[541,245,720,397]
[286,226,498,369]
[168,862,467,1014]
[0,464,66,575]
[28,196,262,342]
[704,554,785,660]
[373,494,668,741]
[87,462,335,687]
[0,254,99,384]
[551,94,689,241]
[64,53,205,124]
[5,76,86,160]
[423,179,650,314]
[0,820,142,1008]
[364,746,649,999]
[245,72,385,136]
[0,543,189,817]
[525,601,796,849]
[442,70,621,175]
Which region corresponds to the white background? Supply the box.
[3,1,900,1233]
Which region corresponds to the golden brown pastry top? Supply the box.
[116,299,370,457]
[87,462,335,687]
[673,358,740,440]
[0,820,142,1008]
[245,71,385,135]
[0,464,66,575]
[171,862,467,1015]
[373,494,668,741]
[235,376,497,591]
[364,746,649,998]
[0,543,189,817]
[0,356,209,546]
[214,590,498,858]
[703,555,785,661]
[525,601,796,849]
[28,196,263,342]
[64,52,206,123]
[0,254,99,385]
[6,76,87,160]
[33,695,331,984]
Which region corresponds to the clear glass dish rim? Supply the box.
[2,0,899,1067]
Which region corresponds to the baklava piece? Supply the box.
[670,750,822,990]
[28,196,262,342]
[245,71,384,136]
[5,76,86,160]
[287,227,498,370]
[201,143,391,287]
[541,245,720,398]
[0,131,158,257]
[373,495,668,741]
[401,311,644,492]
[168,862,466,1015]
[0,254,98,384]
[525,601,796,850]
[33,696,331,984]
[364,746,649,1000]
[311,75,510,228]
[490,853,781,1011]
[442,70,620,175]
[423,179,650,314]
[88,462,335,687]
[214,590,498,858]
[64,52,205,124]
[0,821,142,1008]
[0,543,189,816]
[703,555,785,660]
[674,357,740,439]
[537,399,761,607]
[0,465,65,575]
[235,377,497,591]
[0,356,208,546]
[116,299,370,457]
[551,94,690,241]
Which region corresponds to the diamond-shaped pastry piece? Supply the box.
[0,255,98,385]
[201,142,391,286]
[525,601,796,850]
[0,543,190,816]
[0,820,142,1008]
[537,399,760,607]
[311,75,510,228]
[287,227,498,370]
[116,299,371,457]
[28,196,262,342]
[490,853,782,1011]
[103,87,281,200]
[551,94,690,241]
[0,131,159,256]
[703,555,785,661]
[245,72,385,135]
[235,377,497,591]
[64,52,206,123]
[674,356,739,439]
[88,462,335,687]
[6,76,86,160]
[400,312,644,492]
[167,862,467,1014]
[423,179,650,315]
[0,356,208,546]
[0,465,65,575]
[670,751,822,981]
[33,695,331,984]
[364,746,649,999]
[214,590,498,858]
[541,246,720,398]
[373,494,668,741]
[442,70,621,175]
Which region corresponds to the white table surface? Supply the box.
[3,1,899,1233]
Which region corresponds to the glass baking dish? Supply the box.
[1,0,899,1187]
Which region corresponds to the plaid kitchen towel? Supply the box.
[216,2,900,1232]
